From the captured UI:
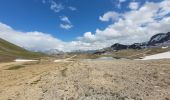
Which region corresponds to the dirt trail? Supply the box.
[0,62,22,69]
[0,60,71,100]
[0,59,170,100]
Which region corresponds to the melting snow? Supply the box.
[15,59,38,62]
[162,46,169,49]
[142,51,170,60]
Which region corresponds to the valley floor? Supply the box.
[0,59,170,100]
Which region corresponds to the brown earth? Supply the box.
[0,59,170,100]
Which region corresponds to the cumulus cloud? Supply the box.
[0,22,109,51]
[0,22,65,51]
[78,32,96,43]
[129,2,139,10]
[79,0,170,46]
[99,11,121,22]
[0,22,94,51]
[60,16,73,30]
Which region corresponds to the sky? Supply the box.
[0,0,170,51]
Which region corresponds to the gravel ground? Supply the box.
[0,59,170,100]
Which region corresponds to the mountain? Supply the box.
[128,43,147,49]
[94,32,170,54]
[43,49,64,55]
[69,50,97,54]
[111,43,128,50]
[0,38,43,62]
[111,32,170,50]
[110,42,147,51]
[148,32,170,46]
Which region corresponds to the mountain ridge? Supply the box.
[94,32,170,54]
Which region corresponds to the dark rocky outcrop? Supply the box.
[148,32,170,46]
[111,43,128,50]
[128,43,147,49]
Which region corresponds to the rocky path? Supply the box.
[0,60,170,100]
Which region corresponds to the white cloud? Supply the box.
[60,24,73,30]
[79,0,170,47]
[42,0,77,13]
[60,16,71,24]
[78,32,96,43]
[42,0,64,13]
[0,22,105,51]
[1,0,170,52]
[129,2,139,10]
[68,6,77,11]
[60,16,73,30]
[99,11,121,22]
[50,0,64,13]
[84,32,96,40]
[0,22,65,51]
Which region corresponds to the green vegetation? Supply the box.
[0,38,44,62]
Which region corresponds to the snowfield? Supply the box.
[14,59,38,62]
[142,51,170,60]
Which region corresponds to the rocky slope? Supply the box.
[112,32,170,50]
[95,32,170,54]
[148,32,170,46]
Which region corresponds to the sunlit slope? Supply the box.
[0,38,43,62]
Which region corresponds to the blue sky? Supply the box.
[0,0,161,41]
[0,0,114,41]
[0,0,170,51]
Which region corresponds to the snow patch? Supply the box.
[162,46,169,49]
[141,51,170,60]
[15,59,38,62]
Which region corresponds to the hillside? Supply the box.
[0,38,43,62]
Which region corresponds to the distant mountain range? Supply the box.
[44,32,170,55]
[94,32,170,54]
[42,49,64,55]
[1,31,169,59]
[43,49,97,55]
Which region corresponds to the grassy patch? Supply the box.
[6,65,25,70]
